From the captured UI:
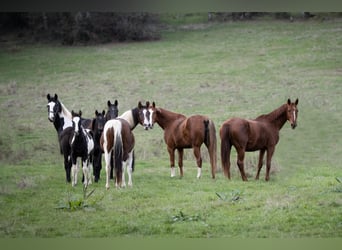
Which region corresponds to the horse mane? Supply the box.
[156,108,186,130]
[254,103,288,129]
[60,102,72,120]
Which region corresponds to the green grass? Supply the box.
[0,17,341,238]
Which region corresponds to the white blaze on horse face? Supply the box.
[142,109,151,128]
[47,102,55,121]
[73,117,81,134]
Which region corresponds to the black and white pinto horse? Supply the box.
[100,101,148,189]
[70,110,94,187]
[47,94,73,182]
[46,93,93,183]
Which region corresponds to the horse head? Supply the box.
[105,100,119,121]
[287,98,299,129]
[71,110,82,136]
[93,110,106,135]
[47,93,61,122]
[138,101,155,130]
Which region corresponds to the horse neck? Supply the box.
[255,104,288,130]
[60,102,72,120]
[156,108,186,130]
[57,102,72,130]
[118,109,138,130]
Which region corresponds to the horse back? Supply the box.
[223,117,278,151]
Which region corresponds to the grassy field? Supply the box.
[0,15,341,238]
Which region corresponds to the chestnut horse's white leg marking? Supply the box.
[197,168,202,179]
[171,167,176,177]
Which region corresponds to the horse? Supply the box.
[142,102,217,179]
[220,98,299,181]
[47,93,73,182]
[100,101,149,189]
[91,110,106,183]
[46,93,94,182]
[105,100,119,121]
[70,110,95,187]
[102,119,135,189]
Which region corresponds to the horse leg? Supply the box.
[64,154,71,183]
[104,150,111,190]
[255,149,266,180]
[168,147,176,177]
[265,147,275,181]
[88,157,93,185]
[71,158,78,187]
[82,159,88,187]
[193,146,202,179]
[177,148,184,177]
[127,151,134,187]
[236,148,248,181]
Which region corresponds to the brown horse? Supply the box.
[102,118,135,189]
[143,102,217,179]
[220,98,299,181]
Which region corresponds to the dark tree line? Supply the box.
[0,12,161,45]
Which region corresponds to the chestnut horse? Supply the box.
[142,102,217,179]
[220,98,299,181]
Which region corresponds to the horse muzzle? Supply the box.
[291,122,297,129]
[144,123,153,130]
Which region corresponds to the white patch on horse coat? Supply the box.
[119,110,134,129]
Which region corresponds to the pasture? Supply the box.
[0,16,341,238]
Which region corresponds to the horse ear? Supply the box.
[95,110,99,116]
[152,102,156,108]
[47,94,51,101]
[107,100,111,107]
[138,101,142,109]
[79,110,82,117]
[146,101,150,107]
[102,110,106,116]
[54,94,58,100]
[71,110,75,117]
[114,100,118,106]
[295,98,299,105]
[287,98,291,105]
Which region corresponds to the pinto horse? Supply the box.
[102,119,135,189]
[100,101,148,189]
[70,110,94,187]
[47,93,93,182]
[47,93,73,182]
[220,98,299,181]
[142,102,217,179]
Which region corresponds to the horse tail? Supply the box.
[208,120,217,178]
[132,150,135,172]
[113,120,123,186]
[203,120,210,146]
[220,123,231,179]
